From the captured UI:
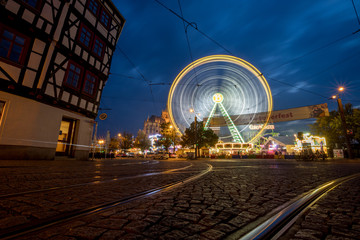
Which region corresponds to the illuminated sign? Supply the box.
[249,124,274,130]
[204,103,329,126]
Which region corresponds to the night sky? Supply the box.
[97,0,360,138]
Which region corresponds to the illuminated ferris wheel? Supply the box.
[167,55,273,143]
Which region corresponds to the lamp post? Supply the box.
[91,121,98,160]
[98,139,104,159]
[190,108,200,159]
[331,87,353,159]
[169,125,176,154]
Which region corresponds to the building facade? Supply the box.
[0,0,125,160]
[143,109,171,136]
[143,115,163,136]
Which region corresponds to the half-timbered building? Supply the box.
[0,0,125,160]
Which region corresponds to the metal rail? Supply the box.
[239,173,360,240]
[0,164,193,199]
[0,164,212,240]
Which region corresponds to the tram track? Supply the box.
[233,172,360,240]
[0,163,213,240]
[0,163,194,199]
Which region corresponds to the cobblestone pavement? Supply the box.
[0,158,360,239]
[279,175,360,240]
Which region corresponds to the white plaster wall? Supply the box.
[0,62,21,83]
[0,92,93,151]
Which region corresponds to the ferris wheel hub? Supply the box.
[212,93,224,103]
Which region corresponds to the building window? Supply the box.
[83,71,97,96]
[88,0,99,16]
[100,9,110,28]
[0,28,29,65]
[87,0,111,29]
[78,24,92,48]
[22,0,40,9]
[64,61,83,89]
[92,37,104,58]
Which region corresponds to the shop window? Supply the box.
[0,27,29,65]
[83,71,97,96]
[64,61,83,89]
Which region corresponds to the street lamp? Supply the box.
[331,86,353,158]
[169,125,176,154]
[98,139,104,159]
[190,108,200,159]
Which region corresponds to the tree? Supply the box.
[134,130,151,152]
[119,131,133,150]
[180,120,219,156]
[158,122,172,152]
[108,137,120,151]
[310,103,360,157]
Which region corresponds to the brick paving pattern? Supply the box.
[280,177,360,240]
[0,158,359,239]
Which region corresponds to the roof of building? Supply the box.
[266,136,295,146]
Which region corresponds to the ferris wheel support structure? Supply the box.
[204,93,245,143]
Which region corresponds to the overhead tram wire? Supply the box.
[265,31,360,73]
[154,0,360,100]
[352,0,360,25]
[154,0,232,54]
[177,0,202,105]
[118,47,156,110]
[152,47,360,106]
[109,73,143,81]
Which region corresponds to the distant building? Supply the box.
[144,115,163,136]
[264,136,296,154]
[0,0,125,160]
[143,109,171,136]
[161,109,170,123]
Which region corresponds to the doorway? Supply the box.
[56,118,76,156]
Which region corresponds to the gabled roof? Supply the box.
[265,136,295,146]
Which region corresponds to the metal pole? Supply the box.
[173,129,176,153]
[337,98,353,158]
[194,115,197,159]
[92,122,98,160]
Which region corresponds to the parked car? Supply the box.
[145,153,155,158]
[127,152,135,157]
[169,153,177,158]
[153,152,169,160]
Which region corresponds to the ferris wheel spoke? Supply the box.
[219,102,245,143]
[168,55,272,144]
[204,103,218,129]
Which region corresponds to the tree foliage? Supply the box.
[180,120,219,149]
[108,137,120,151]
[310,103,360,154]
[134,130,151,151]
[158,122,173,152]
[119,131,133,150]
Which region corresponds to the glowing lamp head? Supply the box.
[338,86,344,92]
[213,93,224,103]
